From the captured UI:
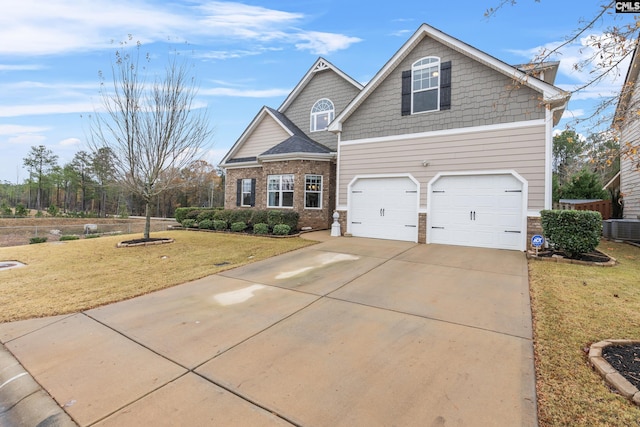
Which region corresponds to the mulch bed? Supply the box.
[603,344,640,390]
[533,249,611,263]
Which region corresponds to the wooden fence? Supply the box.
[555,200,612,220]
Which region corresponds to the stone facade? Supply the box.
[225,159,336,230]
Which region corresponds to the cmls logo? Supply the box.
[616,1,640,12]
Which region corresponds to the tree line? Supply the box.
[0,144,223,218]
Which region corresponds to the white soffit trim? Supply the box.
[340,119,545,146]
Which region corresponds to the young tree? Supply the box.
[89,40,213,239]
[22,145,58,211]
[92,147,116,217]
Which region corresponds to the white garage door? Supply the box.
[349,177,418,242]
[429,174,524,250]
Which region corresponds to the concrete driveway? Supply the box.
[0,232,536,426]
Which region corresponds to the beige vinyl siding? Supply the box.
[233,116,290,159]
[338,123,546,210]
[620,83,640,219]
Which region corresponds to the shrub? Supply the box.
[198,219,214,230]
[540,210,602,258]
[213,219,228,230]
[84,234,100,239]
[196,210,217,222]
[214,209,233,224]
[47,205,59,217]
[182,219,197,228]
[230,221,247,232]
[14,204,28,217]
[267,210,299,230]
[272,224,291,235]
[35,210,44,218]
[253,223,269,235]
[60,235,79,241]
[174,207,191,223]
[29,237,48,244]
[230,210,253,225]
[1,202,12,216]
[250,210,268,226]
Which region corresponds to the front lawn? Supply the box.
[529,240,640,426]
[0,231,316,323]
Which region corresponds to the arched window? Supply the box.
[412,57,440,113]
[310,98,334,132]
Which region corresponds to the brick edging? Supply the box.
[526,251,617,267]
[589,340,640,405]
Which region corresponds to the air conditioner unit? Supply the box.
[604,219,640,241]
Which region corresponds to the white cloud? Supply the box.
[8,134,47,145]
[0,124,50,135]
[200,87,291,97]
[0,0,360,57]
[294,31,362,55]
[59,137,81,147]
[0,102,95,117]
[0,64,44,71]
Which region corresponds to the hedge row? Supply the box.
[540,209,602,257]
[176,208,299,233]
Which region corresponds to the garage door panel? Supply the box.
[430,174,524,251]
[349,177,418,242]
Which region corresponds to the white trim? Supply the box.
[220,163,262,170]
[258,152,336,162]
[411,56,441,114]
[346,173,420,242]
[339,119,545,146]
[426,170,528,251]
[304,174,323,210]
[545,106,553,210]
[527,210,541,217]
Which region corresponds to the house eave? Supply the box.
[257,152,336,162]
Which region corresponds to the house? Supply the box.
[613,43,640,220]
[220,24,570,251]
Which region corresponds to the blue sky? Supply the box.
[0,0,636,183]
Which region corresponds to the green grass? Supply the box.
[529,240,640,426]
[0,230,316,323]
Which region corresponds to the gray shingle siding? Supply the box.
[341,36,546,141]
[281,69,361,150]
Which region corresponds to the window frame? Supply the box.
[304,174,323,209]
[267,174,294,208]
[310,98,335,132]
[240,178,252,207]
[411,57,441,114]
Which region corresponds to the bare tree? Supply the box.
[89,40,213,239]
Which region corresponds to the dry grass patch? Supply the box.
[530,241,640,426]
[0,230,316,323]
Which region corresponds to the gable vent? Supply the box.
[314,60,330,73]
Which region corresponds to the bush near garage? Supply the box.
[540,210,602,258]
[272,224,291,236]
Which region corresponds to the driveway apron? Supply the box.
[0,234,536,426]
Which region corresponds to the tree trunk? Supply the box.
[144,201,151,240]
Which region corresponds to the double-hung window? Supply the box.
[304,175,322,209]
[241,179,252,207]
[267,174,294,208]
[412,57,440,113]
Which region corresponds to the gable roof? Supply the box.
[328,23,570,132]
[220,106,334,166]
[278,57,363,112]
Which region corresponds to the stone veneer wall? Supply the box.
[225,160,336,230]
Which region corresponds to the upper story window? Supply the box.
[412,57,440,113]
[310,98,334,132]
